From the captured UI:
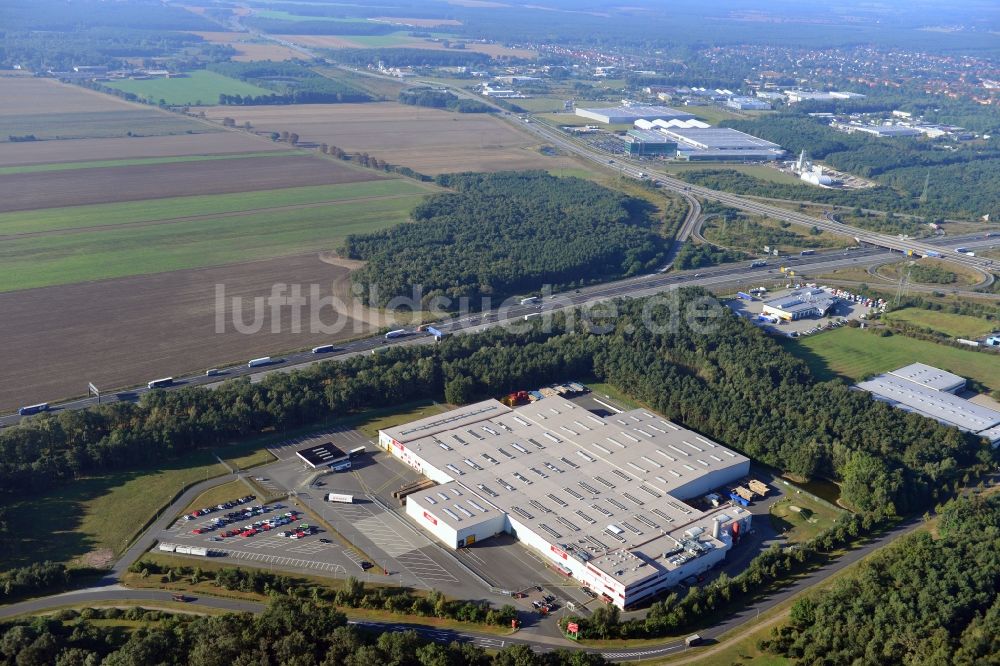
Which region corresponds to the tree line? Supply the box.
[342,171,669,308]
[208,61,372,105]
[398,88,492,113]
[1,290,986,524]
[131,559,517,628]
[561,510,883,639]
[761,494,1000,664]
[0,596,607,666]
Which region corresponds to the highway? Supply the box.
[3,231,996,428]
[517,118,998,274]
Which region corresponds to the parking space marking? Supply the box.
[267,426,370,461]
[396,551,458,583]
[222,549,347,575]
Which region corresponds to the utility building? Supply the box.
[760,288,838,321]
[380,395,752,608]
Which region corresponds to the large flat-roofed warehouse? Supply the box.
[888,362,966,394]
[760,287,838,321]
[379,395,752,608]
[575,104,694,125]
[658,127,785,161]
[856,365,1000,447]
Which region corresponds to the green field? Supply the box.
[0,110,213,140]
[786,326,1000,392]
[0,178,429,236]
[683,104,743,125]
[1,453,228,569]
[0,192,426,291]
[661,162,803,185]
[105,70,272,106]
[883,307,997,338]
[770,493,845,543]
[0,150,303,176]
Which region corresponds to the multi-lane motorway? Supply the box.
[518,118,998,273]
[4,231,996,427]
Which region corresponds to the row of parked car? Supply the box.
[195,509,299,538]
[184,495,257,521]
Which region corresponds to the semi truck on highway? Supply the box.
[248,357,272,368]
[312,344,335,354]
[520,296,539,306]
[147,377,173,389]
[426,326,447,341]
[17,403,49,416]
[750,260,768,268]
[385,329,407,339]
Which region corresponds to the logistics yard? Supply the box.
[151,388,788,621]
[202,102,586,175]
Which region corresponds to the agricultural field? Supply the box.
[276,32,536,58]
[204,102,585,174]
[0,152,380,212]
[785,326,1000,392]
[882,307,998,338]
[0,253,375,410]
[0,177,430,290]
[0,132,288,168]
[188,31,301,61]
[0,77,213,140]
[104,70,273,106]
[314,66,407,99]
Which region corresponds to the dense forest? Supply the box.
[719,115,1000,220]
[209,61,371,105]
[398,87,492,113]
[762,494,1000,664]
[0,597,606,666]
[342,172,669,307]
[0,0,216,70]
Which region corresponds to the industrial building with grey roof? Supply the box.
[856,364,1000,447]
[659,127,786,161]
[575,104,694,125]
[379,395,753,607]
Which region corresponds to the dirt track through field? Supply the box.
[0,155,382,212]
[0,254,378,410]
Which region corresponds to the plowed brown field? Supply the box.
[0,254,375,410]
[204,103,580,174]
[0,132,283,168]
[0,154,383,212]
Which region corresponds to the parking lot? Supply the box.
[726,286,875,338]
[160,492,368,580]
